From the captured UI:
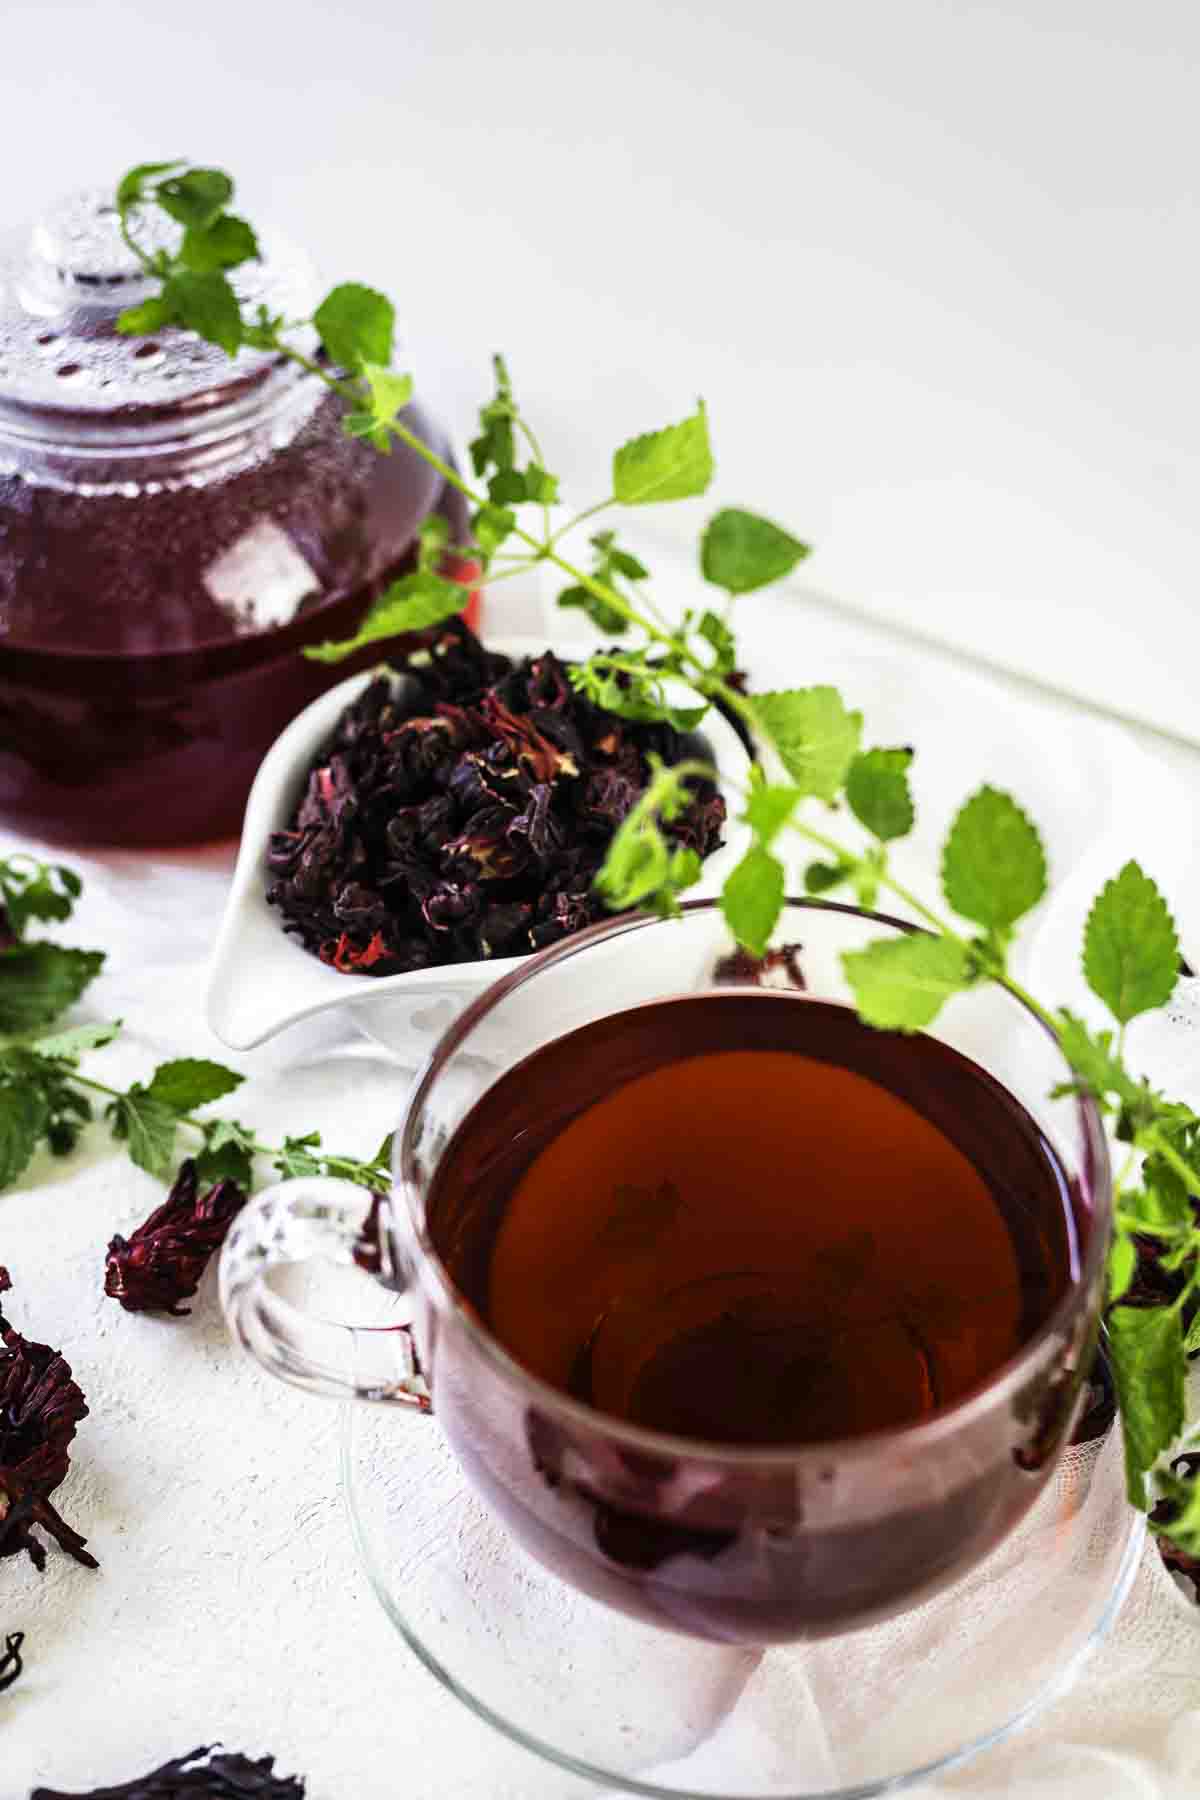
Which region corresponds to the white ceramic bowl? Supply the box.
[205,634,751,1053]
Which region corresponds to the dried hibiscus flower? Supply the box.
[31,1745,304,1799]
[0,1268,97,1572]
[104,1163,246,1317]
[267,618,725,974]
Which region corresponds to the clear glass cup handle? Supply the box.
[218,1175,429,1410]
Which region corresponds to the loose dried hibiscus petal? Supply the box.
[31,1745,305,1799]
[0,1272,97,1572]
[104,1161,246,1317]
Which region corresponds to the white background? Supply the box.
[4,0,1199,739]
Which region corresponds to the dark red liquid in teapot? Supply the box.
[424,994,1092,1641]
[432,995,1075,1445]
[0,394,469,847]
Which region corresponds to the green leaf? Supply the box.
[143,1058,244,1113]
[1107,1233,1137,1305]
[359,362,413,429]
[524,465,560,504]
[116,295,176,337]
[0,1080,48,1190]
[556,584,628,634]
[941,786,1048,932]
[488,469,527,505]
[697,609,736,675]
[115,160,185,210]
[753,687,863,803]
[472,503,517,557]
[155,167,234,230]
[179,214,260,272]
[744,771,800,848]
[1053,1010,1148,1112]
[162,270,243,355]
[106,1088,179,1181]
[842,933,972,1032]
[33,1021,121,1061]
[845,748,914,843]
[0,945,105,1034]
[274,1131,325,1181]
[700,507,809,595]
[721,845,786,958]
[314,283,395,373]
[804,859,851,896]
[303,570,470,663]
[195,1117,257,1190]
[1107,1302,1187,1508]
[612,402,713,505]
[1184,1311,1200,1358]
[1083,862,1180,1026]
[0,857,82,936]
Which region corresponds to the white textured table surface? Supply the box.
[4,585,1200,1800]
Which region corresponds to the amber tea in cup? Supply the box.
[221,901,1109,1646]
[432,992,1074,1449]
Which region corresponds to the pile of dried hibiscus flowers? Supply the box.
[266,619,727,973]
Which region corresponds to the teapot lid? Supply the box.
[0,188,317,417]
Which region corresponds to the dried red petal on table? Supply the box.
[104,1161,247,1317]
[0,1274,97,1572]
[31,1744,305,1798]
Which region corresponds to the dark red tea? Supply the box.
[430,993,1076,1447]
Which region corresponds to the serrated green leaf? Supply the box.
[697,609,736,675]
[556,584,628,634]
[143,1058,244,1113]
[846,747,914,843]
[612,402,713,505]
[0,856,83,936]
[721,845,785,958]
[303,570,470,663]
[842,933,972,1032]
[488,469,527,505]
[1107,1301,1186,1508]
[1054,1010,1148,1111]
[700,507,809,594]
[941,786,1048,931]
[107,1089,179,1180]
[314,283,395,373]
[180,214,259,272]
[195,1117,257,1190]
[274,1131,325,1181]
[115,160,185,211]
[472,503,516,556]
[1150,1469,1200,1554]
[33,1021,121,1061]
[116,294,176,337]
[155,168,234,231]
[0,945,105,1034]
[743,772,800,848]
[753,687,863,803]
[162,270,243,355]
[524,465,560,504]
[1083,862,1180,1026]
[0,1080,48,1190]
[360,364,412,426]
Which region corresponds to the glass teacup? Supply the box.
[220,900,1109,1646]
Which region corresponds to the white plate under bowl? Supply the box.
[205,634,750,1053]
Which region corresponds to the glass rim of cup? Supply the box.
[392,895,1111,1469]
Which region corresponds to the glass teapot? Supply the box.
[0,188,472,847]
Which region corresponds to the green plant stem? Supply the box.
[65,1070,386,1184]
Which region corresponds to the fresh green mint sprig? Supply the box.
[0,857,391,1196]
[106,162,1200,1538]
